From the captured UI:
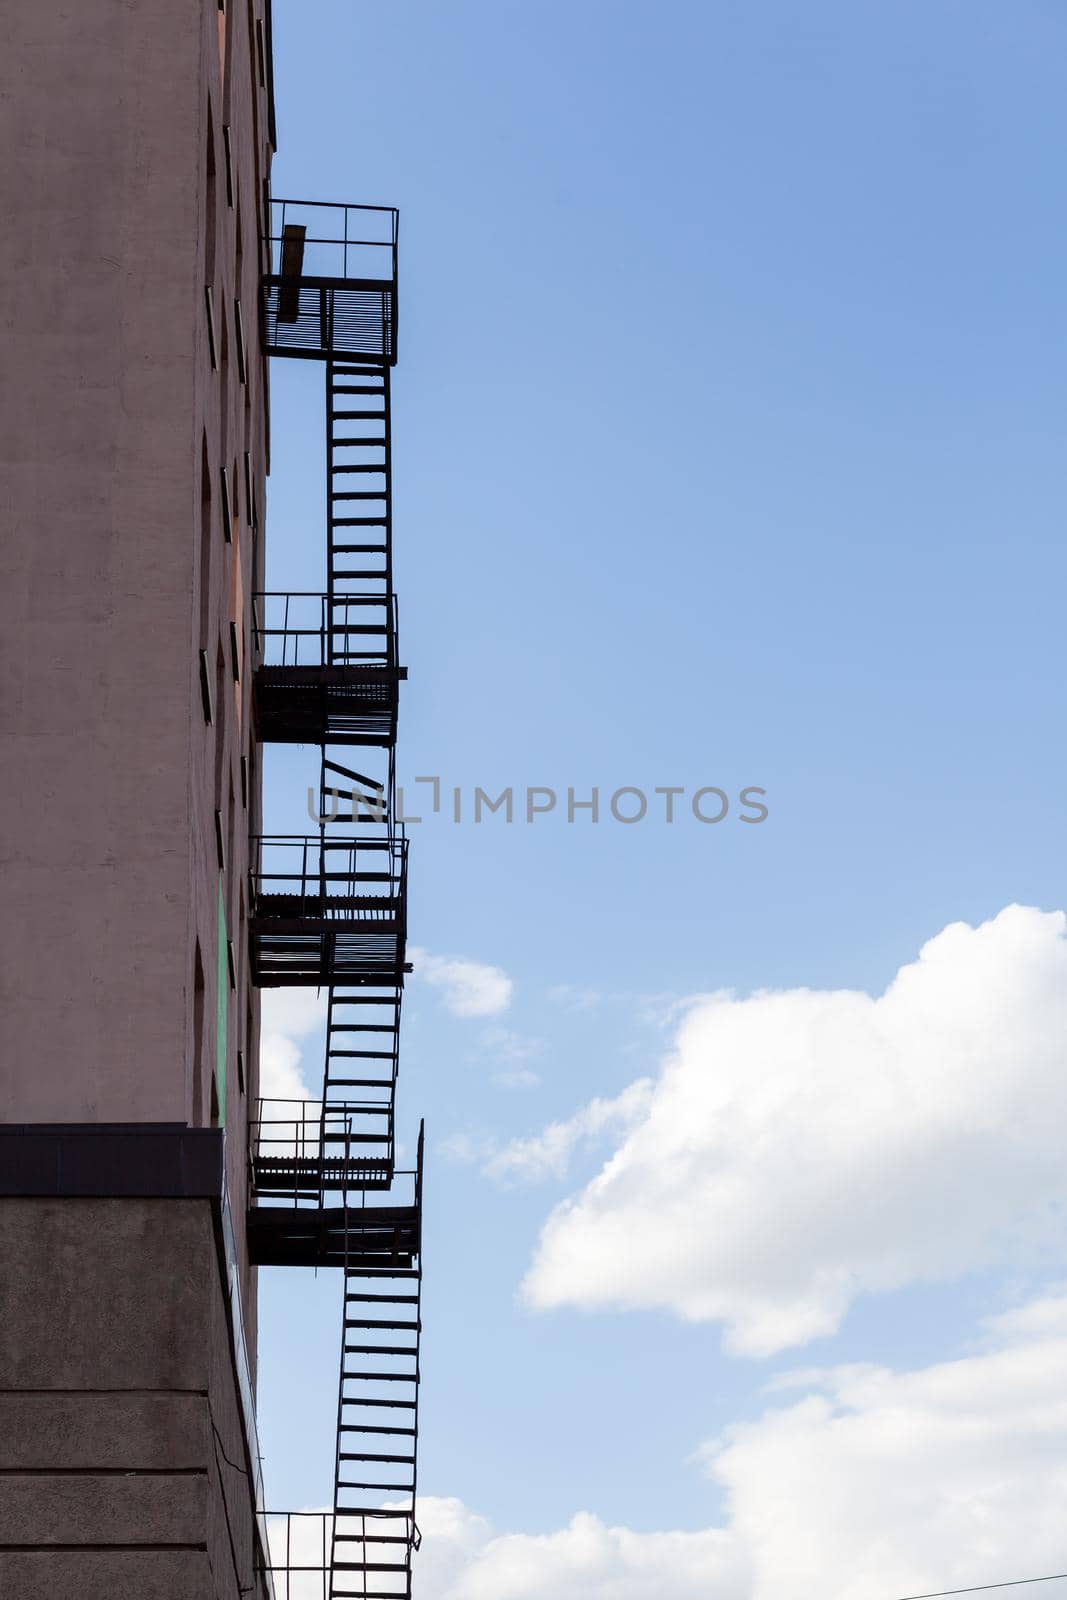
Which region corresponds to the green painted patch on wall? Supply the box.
[216,881,228,1126]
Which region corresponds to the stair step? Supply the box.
[342,1268,420,1279]
[341,1397,417,1409]
[330,1023,398,1034]
[327,1080,393,1090]
[339,1479,416,1493]
[333,464,386,475]
[339,1424,416,1436]
[332,1509,411,1522]
[335,1529,412,1542]
[346,1292,419,1303]
[332,1588,412,1599]
[330,994,400,1004]
[334,1561,412,1574]
[332,1587,413,1598]
[332,410,386,420]
[339,1450,416,1464]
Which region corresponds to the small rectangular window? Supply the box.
[199,649,213,724]
[214,808,226,870]
[243,452,256,527]
[220,467,232,543]
[205,286,217,370]
[222,125,234,208]
[234,298,247,385]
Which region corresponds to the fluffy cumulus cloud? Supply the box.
[411,947,513,1018]
[704,1290,1067,1600]
[485,1079,654,1183]
[258,989,327,1101]
[270,1295,1067,1600]
[519,906,1067,1354]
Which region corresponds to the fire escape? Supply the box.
[251,199,422,1600]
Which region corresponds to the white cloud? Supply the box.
[702,1291,1067,1600]
[521,906,1067,1355]
[411,948,513,1018]
[258,990,327,1102]
[485,1080,654,1184]
[425,1508,744,1600]
[408,1294,1067,1600]
[480,1025,545,1089]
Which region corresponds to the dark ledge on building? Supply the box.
[0,1124,224,1198]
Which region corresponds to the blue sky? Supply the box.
[256,3,1067,1591]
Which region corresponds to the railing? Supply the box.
[250,833,407,917]
[262,1511,420,1600]
[262,1511,331,1600]
[252,592,399,671]
[268,199,398,286]
[251,1098,396,1205]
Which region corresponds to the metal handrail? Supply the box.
[268,198,398,283]
[252,591,398,670]
[250,832,408,919]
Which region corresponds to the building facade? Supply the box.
[0,1,276,1594]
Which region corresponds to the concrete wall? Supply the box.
[0,1197,269,1599]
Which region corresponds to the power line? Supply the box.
[896,1573,1067,1600]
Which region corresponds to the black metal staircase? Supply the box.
[330,1127,423,1600]
[254,195,425,1598]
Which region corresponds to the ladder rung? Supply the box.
[330,1023,398,1033]
[327,1079,392,1089]
[332,1560,412,1572]
[330,995,400,1005]
[339,1424,415,1435]
[339,1451,416,1464]
[339,1480,416,1493]
[333,1533,411,1544]
[333,1509,411,1521]
[341,1397,417,1408]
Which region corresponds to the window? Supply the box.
[220,465,232,544]
[205,111,217,287]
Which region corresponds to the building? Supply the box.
[0,4,422,1597]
